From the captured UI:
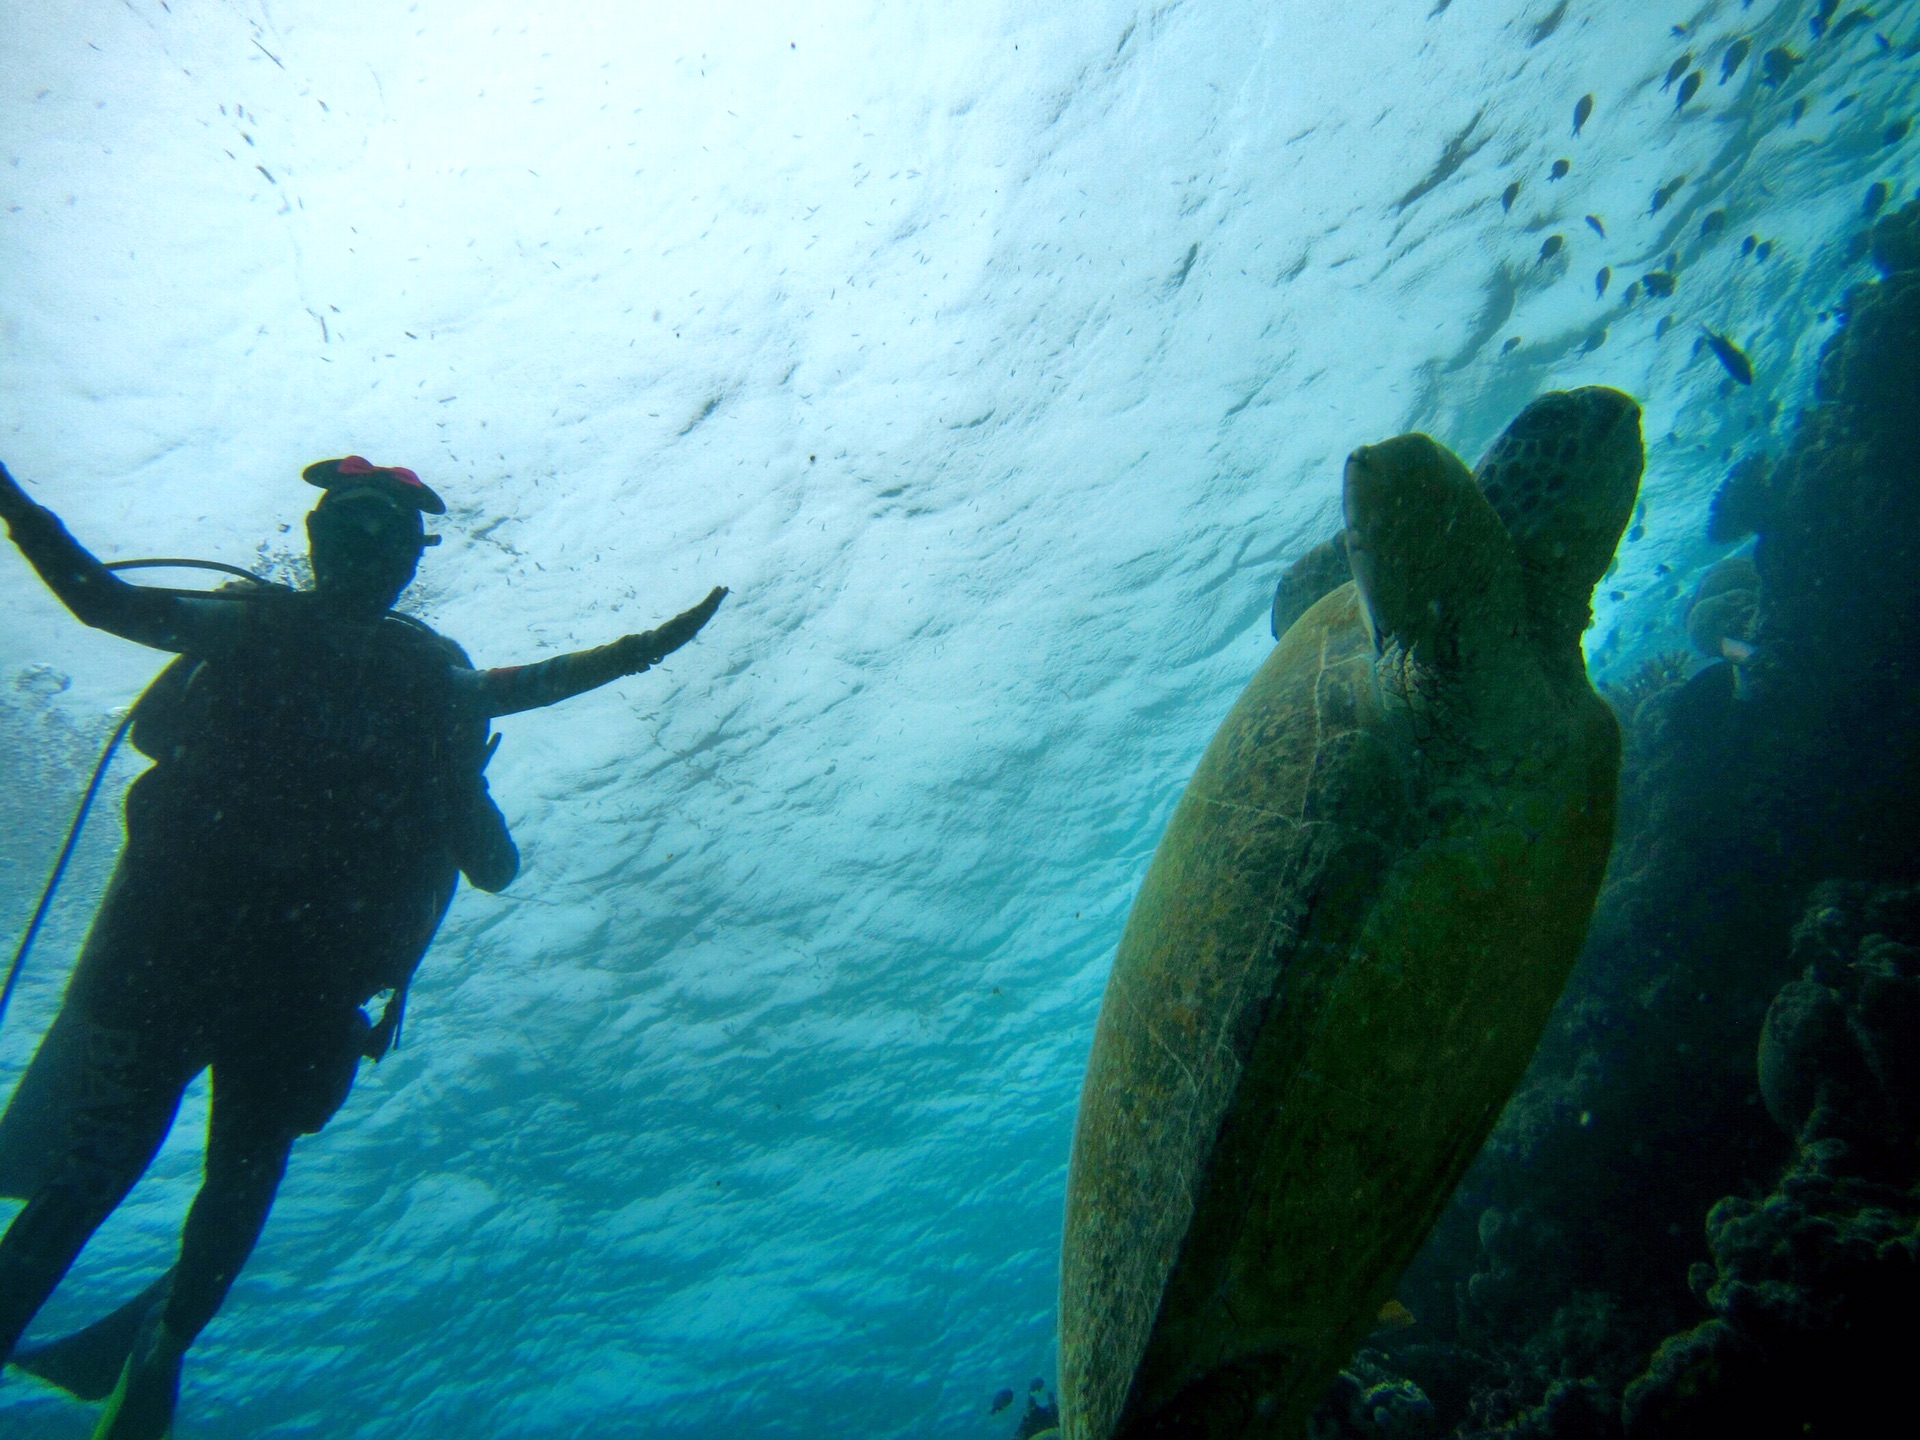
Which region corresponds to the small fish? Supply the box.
[991,1389,1015,1415]
[1585,213,1606,237]
[1741,234,1757,256]
[1502,180,1521,211]
[1888,119,1913,146]
[1623,279,1641,304]
[1655,315,1675,339]
[1595,265,1611,297]
[1761,47,1800,85]
[1650,175,1687,214]
[1502,335,1522,354]
[1580,326,1607,354]
[1538,233,1565,263]
[1721,36,1751,82]
[1643,269,1676,297]
[1030,1379,1046,1393]
[1573,93,1594,136]
[1702,327,1754,384]
[1831,10,1872,40]
[1864,181,1891,217]
[1628,523,1644,542]
[1700,209,1728,238]
[1664,53,1693,89]
[1550,157,1571,181]
[1812,0,1839,39]
[1375,1299,1417,1331]
[1755,239,1773,261]
[1676,70,1703,109]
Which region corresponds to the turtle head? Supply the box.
[1343,433,1522,671]
[1473,387,1644,660]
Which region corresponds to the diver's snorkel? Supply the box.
[0,557,277,1034]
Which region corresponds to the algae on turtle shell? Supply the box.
[1059,389,1642,1440]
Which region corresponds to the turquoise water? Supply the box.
[1,2,1914,1436]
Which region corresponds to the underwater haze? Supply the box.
[2,1,1915,1436]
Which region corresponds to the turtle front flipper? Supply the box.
[1341,434,1523,671]
[1269,533,1352,642]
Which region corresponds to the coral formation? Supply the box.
[1622,883,1920,1439]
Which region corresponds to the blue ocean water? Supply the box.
[0,1,1913,1436]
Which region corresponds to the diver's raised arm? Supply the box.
[0,461,240,654]
[473,585,727,717]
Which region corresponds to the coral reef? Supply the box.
[1621,883,1920,1439]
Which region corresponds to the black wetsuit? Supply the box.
[0,501,651,1361]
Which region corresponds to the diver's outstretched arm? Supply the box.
[0,462,236,654]
[474,585,727,717]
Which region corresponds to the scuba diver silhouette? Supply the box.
[0,455,725,1439]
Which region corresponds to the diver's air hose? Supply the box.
[0,558,266,1035]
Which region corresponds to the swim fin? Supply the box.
[88,1303,185,1440]
[8,1270,175,1402]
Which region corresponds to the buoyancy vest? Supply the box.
[126,588,480,876]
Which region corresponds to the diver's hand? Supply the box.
[620,586,728,672]
[0,461,41,527]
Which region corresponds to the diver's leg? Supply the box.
[161,1071,298,1343]
[89,1069,300,1440]
[0,1016,189,1364]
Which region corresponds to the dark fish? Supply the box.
[1585,213,1606,236]
[1595,265,1611,297]
[1502,180,1521,211]
[1655,315,1675,339]
[1864,181,1891,217]
[1502,335,1522,354]
[991,1389,1015,1414]
[1700,209,1728,238]
[1650,175,1687,214]
[1538,233,1565,263]
[1579,326,1607,354]
[1761,47,1800,85]
[1702,327,1754,384]
[1811,0,1839,38]
[1550,158,1571,180]
[1741,234,1757,255]
[1676,70,1703,109]
[1573,93,1594,135]
[1664,53,1693,89]
[1628,523,1644,541]
[1623,279,1641,304]
[1755,239,1773,261]
[1888,118,1913,146]
[1721,37,1751,82]
[1790,97,1808,125]
[1831,10,1872,40]
[1643,269,1676,297]
[1030,1379,1046,1393]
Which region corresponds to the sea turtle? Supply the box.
[1059,387,1642,1440]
